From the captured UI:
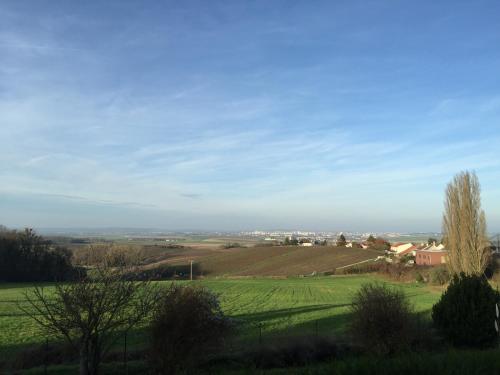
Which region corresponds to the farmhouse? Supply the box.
[389,242,417,256]
[415,243,448,266]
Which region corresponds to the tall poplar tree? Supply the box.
[443,171,489,275]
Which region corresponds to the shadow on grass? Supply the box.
[233,303,351,322]
[0,325,150,372]
[0,282,57,290]
[230,308,355,348]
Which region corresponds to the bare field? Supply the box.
[165,245,383,277]
[66,236,383,277]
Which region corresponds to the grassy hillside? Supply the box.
[0,276,441,360]
[201,276,438,339]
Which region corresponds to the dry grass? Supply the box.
[71,242,384,278]
[187,246,383,277]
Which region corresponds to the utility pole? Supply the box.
[190,260,193,281]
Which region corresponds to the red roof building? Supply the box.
[415,244,448,266]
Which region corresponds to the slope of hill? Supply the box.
[167,246,383,277]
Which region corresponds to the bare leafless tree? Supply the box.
[72,244,144,268]
[21,267,159,375]
[443,171,489,275]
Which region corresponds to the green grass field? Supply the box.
[0,275,442,361]
[203,276,439,338]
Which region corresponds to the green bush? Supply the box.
[247,336,340,369]
[148,284,233,374]
[350,282,416,355]
[430,267,450,285]
[432,273,499,348]
[415,272,425,283]
[223,242,242,249]
[338,262,383,275]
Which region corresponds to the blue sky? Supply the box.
[1,1,500,232]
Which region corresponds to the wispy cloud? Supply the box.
[1,0,500,231]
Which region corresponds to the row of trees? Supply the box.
[336,233,390,251]
[283,237,327,246]
[72,244,144,268]
[0,227,78,282]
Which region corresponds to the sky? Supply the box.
[1,0,500,233]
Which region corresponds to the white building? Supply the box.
[390,242,417,256]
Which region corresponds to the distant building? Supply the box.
[300,242,313,247]
[390,242,417,257]
[415,243,447,266]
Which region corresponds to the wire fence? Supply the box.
[1,306,329,368]
[1,292,334,373]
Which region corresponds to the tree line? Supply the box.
[0,227,78,282]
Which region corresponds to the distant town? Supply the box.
[37,227,441,244]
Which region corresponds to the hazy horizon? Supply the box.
[12,226,443,235]
[2,1,500,232]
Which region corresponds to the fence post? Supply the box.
[315,320,318,337]
[44,337,48,375]
[258,323,262,345]
[123,332,128,375]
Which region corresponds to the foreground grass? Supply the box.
[250,349,500,375]
[23,361,146,375]
[278,349,500,374]
[0,276,441,358]
[21,349,500,375]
